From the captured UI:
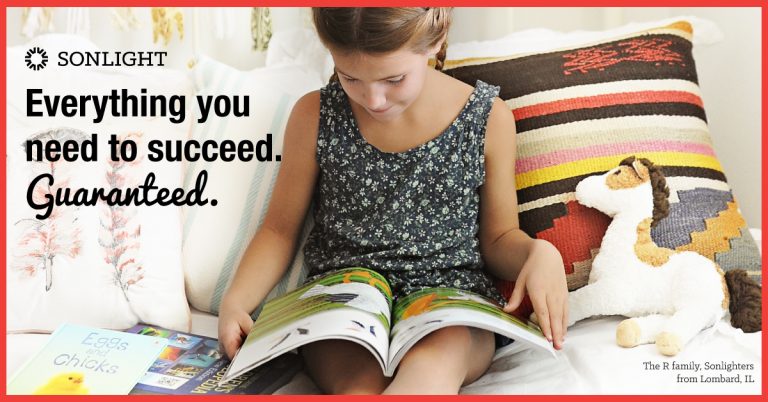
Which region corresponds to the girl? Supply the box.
[219,7,567,394]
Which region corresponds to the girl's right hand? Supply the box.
[218,305,255,360]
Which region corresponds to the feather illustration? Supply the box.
[14,128,86,291]
[98,132,144,300]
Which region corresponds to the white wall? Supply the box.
[6,7,761,228]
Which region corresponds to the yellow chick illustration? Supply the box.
[34,371,89,395]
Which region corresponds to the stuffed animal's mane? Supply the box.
[619,156,670,226]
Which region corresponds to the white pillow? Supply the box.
[182,55,323,314]
[265,28,334,83]
[6,35,192,332]
[446,16,722,60]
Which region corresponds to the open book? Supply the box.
[222,267,555,382]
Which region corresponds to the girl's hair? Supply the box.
[312,7,452,82]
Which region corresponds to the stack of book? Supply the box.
[126,324,301,395]
[7,323,302,395]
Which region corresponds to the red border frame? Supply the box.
[2,1,768,6]
[2,2,765,400]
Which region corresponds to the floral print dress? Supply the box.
[303,79,506,306]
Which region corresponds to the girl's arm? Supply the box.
[218,91,321,359]
[478,98,568,349]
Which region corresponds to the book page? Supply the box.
[222,268,393,383]
[386,288,555,376]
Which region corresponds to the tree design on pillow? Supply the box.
[14,128,85,291]
[99,131,145,301]
[562,38,685,75]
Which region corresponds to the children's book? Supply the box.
[125,324,302,395]
[222,267,556,383]
[7,323,167,395]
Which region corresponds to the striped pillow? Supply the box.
[445,21,761,298]
[182,56,323,315]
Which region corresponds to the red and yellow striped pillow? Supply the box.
[445,21,761,305]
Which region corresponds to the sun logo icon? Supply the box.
[25,47,48,71]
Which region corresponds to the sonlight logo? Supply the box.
[25,47,48,71]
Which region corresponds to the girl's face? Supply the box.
[330,46,436,122]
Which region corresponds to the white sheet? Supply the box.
[466,316,760,394]
[7,229,762,394]
[8,315,760,395]
[266,315,762,395]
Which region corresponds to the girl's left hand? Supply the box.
[503,239,568,350]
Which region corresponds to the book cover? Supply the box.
[126,324,302,395]
[7,323,167,395]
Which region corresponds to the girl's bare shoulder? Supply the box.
[420,71,478,122]
[285,90,321,140]
[292,90,321,121]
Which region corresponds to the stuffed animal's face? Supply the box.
[575,159,654,217]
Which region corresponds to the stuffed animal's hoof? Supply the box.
[616,319,641,348]
[655,332,682,356]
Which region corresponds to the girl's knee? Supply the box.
[429,326,472,343]
[400,326,494,379]
[387,327,494,394]
[403,326,475,363]
[328,373,391,395]
[302,340,390,395]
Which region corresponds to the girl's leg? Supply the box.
[302,339,392,394]
[383,326,495,395]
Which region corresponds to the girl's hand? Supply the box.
[218,304,255,360]
[503,239,568,350]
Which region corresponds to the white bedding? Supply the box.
[7,230,762,394]
[6,314,760,395]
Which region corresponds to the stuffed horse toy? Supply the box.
[566,156,761,356]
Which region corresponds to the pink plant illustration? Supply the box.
[99,132,145,301]
[14,128,85,291]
